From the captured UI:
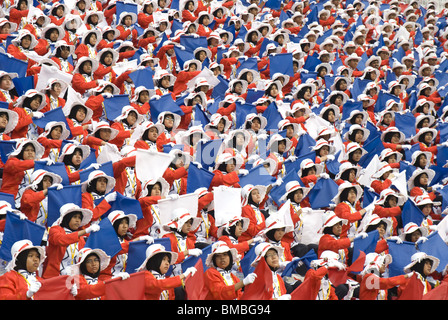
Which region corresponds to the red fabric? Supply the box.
[398,273,424,300]
[241,258,274,300]
[185,259,209,300]
[104,271,146,300]
[34,275,75,300]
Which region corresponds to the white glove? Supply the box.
[32,111,44,119]
[288,155,297,162]
[55,183,64,190]
[320,173,330,179]
[273,177,283,187]
[113,272,130,280]
[239,169,249,176]
[26,279,42,298]
[193,162,202,169]
[87,163,101,170]
[326,154,335,161]
[85,224,100,234]
[46,159,55,166]
[416,236,428,244]
[188,248,202,257]
[139,235,154,244]
[243,273,257,286]
[167,194,179,200]
[278,294,291,300]
[70,283,78,297]
[443,141,448,148]
[401,145,411,150]
[432,184,443,191]
[102,92,113,98]
[257,133,268,140]
[104,191,117,203]
[389,236,403,244]
[326,259,346,270]
[355,232,368,239]
[252,236,264,243]
[16,212,27,220]
[183,267,197,278]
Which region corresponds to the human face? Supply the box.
[423,132,433,145]
[0,23,11,34]
[351,149,363,162]
[251,118,261,132]
[68,213,83,230]
[387,196,397,208]
[126,111,138,126]
[139,91,150,104]
[71,150,83,166]
[22,144,36,160]
[250,189,262,204]
[161,76,171,88]
[75,107,86,122]
[234,221,243,237]
[103,52,113,66]
[269,84,279,97]
[95,177,108,194]
[348,169,356,182]
[423,260,433,276]
[326,110,335,123]
[0,75,12,90]
[273,228,286,242]
[123,15,133,27]
[420,204,432,216]
[225,161,235,173]
[163,114,174,129]
[354,130,364,143]
[84,254,100,275]
[50,126,63,140]
[181,218,193,234]
[99,128,111,141]
[59,46,70,59]
[293,189,303,203]
[82,61,92,74]
[419,173,429,186]
[332,222,342,236]
[265,248,280,269]
[347,188,357,203]
[42,175,53,190]
[25,249,41,274]
[0,113,8,129]
[217,118,226,132]
[235,133,245,146]
[286,125,294,138]
[116,218,129,237]
[303,88,311,100]
[159,255,171,275]
[234,83,243,94]
[277,141,286,153]
[49,29,59,42]
[214,252,230,269]
[319,145,330,157]
[150,183,161,197]
[51,83,62,97]
[146,127,159,142]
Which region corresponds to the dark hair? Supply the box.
[17,142,35,160]
[14,248,40,272]
[62,148,83,169]
[323,223,339,235]
[79,60,92,75]
[340,168,355,182]
[68,104,87,121]
[247,190,259,208]
[112,217,129,239]
[86,177,107,195]
[80,253,101,278]
[0,111,9,133]
[365,221,387,233]
[413,172,428,188]
[34,174,53,192]
[383,131,399,143]
[405,229,422,242]
[212,251,233,271]
[322,108,335,122]
[295,87,311,100]
[21,95,41,110]
[287,189,303,203]
[146,252,171,273]
[146,181,162,196]
[418,131,433,144]
[217,158,236,173]
[348,129,363,142]
[383,195,397,208]
[44,27,59,40]
[60,211,84,230]
[339,187,357,204]
[301,165,316,177]
[410,259,432,279]
[99,51,113,66]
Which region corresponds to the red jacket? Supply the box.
[0,270,44,300]
[204,267,243,300]
[0,157,35,197]
[143,270,182,300]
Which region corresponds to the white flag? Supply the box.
[213,186,242,227]
[135,149,174,183]
[158,193,199,235]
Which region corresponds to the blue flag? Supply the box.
[125,238,172,274]
[307,177,339,209]
[195,138,223,171]
[0,191,15,208]
[352,230,379,263]
[186,162,215,193]
[32,107,71,138]
[13,76,34,96]
[173,45,195,69]
[244,89,265,104]
[401,199,425,227]
[47,184,83,227]
[79,161,114,183]
[102,94,130,121]
[149,93,185,123]
[115,1,138,25]
[282,249,318,277]
[0,140,17,163]
[418,232,448,273]
[107,192,143,220]
[269,53,294,78]
[210,76,228,100]
[237,57,258,74]
[235,101,257,129]
[128,67,155,89]
[85,218,123,258]
[180,35,208,53]
[387,239,418,276]
[238,165,276,188]
[394,112,416,139]
[0,212,46,261]
[0,52,28,78]
[263,102,284,131]
[240,242,259,277]
[181,244,212,272]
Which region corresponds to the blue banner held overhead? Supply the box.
[85,217,123,258]
[47,184,83,227]
[125,238,172,274]
[102,94,131,121]
[186,162,215,194]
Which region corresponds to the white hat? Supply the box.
[14,89,46,110]
[214,151,244,171]
[250,242,284,267]
[41,121,71,140]
[89,121,119,141]
[162,207,201,233]
[27,169,63,191]
[205,241,239,268]
[53,203,93,227]
[216,216,250,238]
[407,168,435,190]
[376,188,407,206]
[361,252,392,276]
[72,247,110,275]
[280,180,310,202]
[335,161,361,181]
[400,222,428,241]
[299,158,324,177]
[108,210,137,229]
[241,184,267,207]
[0,108,18,134]
[6,240,46,272]
[139,177,170,199]
[137,243,179,271]
[267,134,293,153]
[321,210,348,229]
[403,252,439,274]
[81,170,116,193]
[332,182,363,205]
[8,139,45,160]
